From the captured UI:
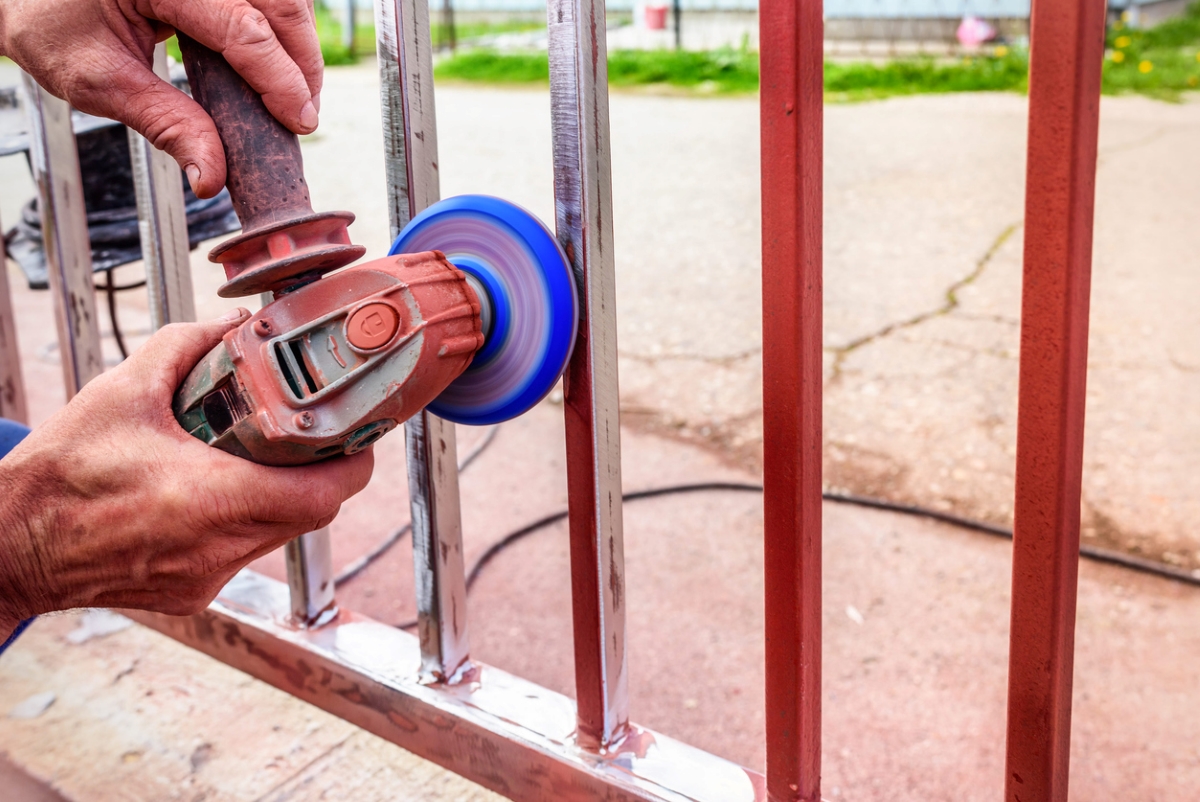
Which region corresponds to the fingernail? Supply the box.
[218,307,249,322]
[312,92,321,113]
[185,163,200,190]
[300,100,318,132]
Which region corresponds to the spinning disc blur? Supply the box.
[389,195,578,425]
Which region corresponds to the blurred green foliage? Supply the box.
[160,2,1200,102]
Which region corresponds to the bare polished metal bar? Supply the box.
[406,412,470,680]
[130,45,196,330]
[131,571,765,801]
[22,73,104,396]
[546,0,629,752]
[0,212,29,424]
[376,0,471,681]
[283,527,337,626]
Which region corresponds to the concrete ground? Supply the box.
[2,60,1199,799]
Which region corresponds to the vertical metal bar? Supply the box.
[376,0,471,682]
[344,0,356,53]
[284,527,337,625]
[131,44,196,330]
[546,0,628,752]
[1004,2,1105,801]
[759,0,823,800]
[21,74,104,396]
[0,213,29,424]
[405,413,470,680]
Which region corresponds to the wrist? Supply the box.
[0,449,58,625]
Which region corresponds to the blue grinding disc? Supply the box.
[389,195,579,425]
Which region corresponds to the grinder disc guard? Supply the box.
[390,196,579,425]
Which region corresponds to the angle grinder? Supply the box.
[170,38,577,466]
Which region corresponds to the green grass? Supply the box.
[1102,2,1200,99]
[435,48,1027,99]
[435,48,761,92]
[437,3,1200,102]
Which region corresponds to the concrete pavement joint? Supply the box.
[825,221,1023,383]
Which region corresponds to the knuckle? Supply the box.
[266,0,312,25]
[225,8,275,51]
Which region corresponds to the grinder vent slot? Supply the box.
[275,340,321,400]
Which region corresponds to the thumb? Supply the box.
[102,59,228,198]
[130,309,251,390]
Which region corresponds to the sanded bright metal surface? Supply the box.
[407,411,472,681]
[131,45,196,329]
[759,1,824,799]
[21,75,104,396]
[1004,2,1105,800]
[377,0,472,681]
[0,211,28,424]
[547,0,629,752]
[131,571,765,802]
[284,527,338,626]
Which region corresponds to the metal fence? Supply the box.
[0,0,1106,799]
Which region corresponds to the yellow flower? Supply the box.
[1195,51,1200,62]
[1190,75,1199,87]
[1112,50,1126,63]
[994,45,1009,58]
[1115,35,1132,48]
[1139,60,1153,73]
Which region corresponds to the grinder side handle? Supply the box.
[175,34,314,231]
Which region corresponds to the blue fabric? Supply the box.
[0,418,29,457]
[0,418,33,656]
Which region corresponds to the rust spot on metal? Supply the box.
[607,534,623,611]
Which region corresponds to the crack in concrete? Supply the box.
[250,732,356,802]
[1097,126,1170,163]
[825,220,1023,382]
[619,346,761,367]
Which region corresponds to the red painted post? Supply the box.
[1005,1,1106,801]
[760,1,823,800]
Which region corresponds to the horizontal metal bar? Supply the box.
[129,571,764,802]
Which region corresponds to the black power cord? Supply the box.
[333,425,500,587]
[96,272,147,361]
[336,426,1199,631]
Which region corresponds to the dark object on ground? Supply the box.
[0,79,240,290]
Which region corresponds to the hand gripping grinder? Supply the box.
[171,38,577,465]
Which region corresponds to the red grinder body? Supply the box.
[175,252,483,465]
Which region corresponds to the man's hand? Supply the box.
[0,310,373,639]
[0,0,323,198]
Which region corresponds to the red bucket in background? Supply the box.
[645,5,668,29]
